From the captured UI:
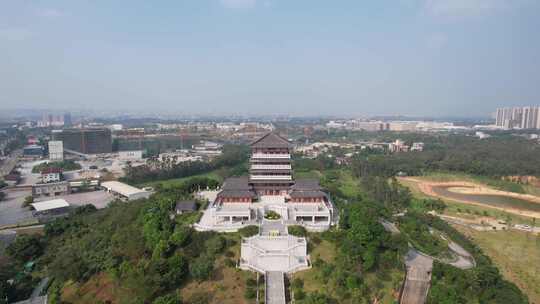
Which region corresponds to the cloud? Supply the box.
[36,8,64,18]
[423,0,529,18]
[0,28,31,41]
[219,0,257,9]
[427,33,448,50]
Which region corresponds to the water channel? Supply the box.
[431,186,540,213]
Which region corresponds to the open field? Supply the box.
[419,172,540,196]
[454,226,540,304]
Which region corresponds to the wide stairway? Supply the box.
[265,271,286,304]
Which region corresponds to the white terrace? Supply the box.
[195,193,334,232]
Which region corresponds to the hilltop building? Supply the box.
[198,132,336,232]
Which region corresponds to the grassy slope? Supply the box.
[401,173,540,304]
[455,227,540,304]
[62,273,132,304]
[61,233,252,304]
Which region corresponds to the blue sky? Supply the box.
[1,0,539,117]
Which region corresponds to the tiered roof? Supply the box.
[218,177,256,198]
[250,132,290,148]
[290,179,326,198]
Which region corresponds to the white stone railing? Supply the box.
[251,164,292,170]
[250,175,292,180]
[251,153,291,159]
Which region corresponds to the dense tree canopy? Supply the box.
[122,144,249,184]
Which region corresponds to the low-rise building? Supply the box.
[31,198,70,217]
[411,142,425,152]
[23,145,44,158]
[101,181,151,201]
[389,139,410,153]
[40,168,62,183]
[175,200,198,214]
[32,181,71,198]
[118,150,144,160]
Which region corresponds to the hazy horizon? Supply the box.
[2,0,540,117]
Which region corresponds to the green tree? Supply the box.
[22,196,33,208]
[153,293,182,304]
[6,234,43,264]
[189,255,214,281]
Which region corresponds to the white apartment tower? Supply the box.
[48,141,64,161]
[496,106,540,129]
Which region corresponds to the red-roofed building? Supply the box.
[41,167,63,183]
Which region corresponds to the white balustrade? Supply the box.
[250,175,292,180]
[251,164,292,170]
[251,153,291,159]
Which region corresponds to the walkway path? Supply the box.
[401,249,433,304]
[379,218,475,304]
[265,271,286,304]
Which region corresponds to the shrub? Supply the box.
[224,258,236,268]
[287,225,307,237]
[22,196,33,208]
[189,255,214,281]
[264,210,281,220]
[153,293,181,304]
[238,225,259,237]
[244,287,256,299]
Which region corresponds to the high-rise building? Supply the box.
[48,140,64,161]
[495,106,540,129]
[52,128,112,154]
[63,113,72,127]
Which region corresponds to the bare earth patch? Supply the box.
[399,177,540,219]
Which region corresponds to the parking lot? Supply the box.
[0,189,35,228]
[35,190,115,209]
[0,189,115,228]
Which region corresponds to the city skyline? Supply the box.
[1,1,540,117]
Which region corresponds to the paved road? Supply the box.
[402,249,433,304]
[0,150,21,176]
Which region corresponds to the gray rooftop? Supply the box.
[218,177,256,198]
[292,179,321,190]
[175,200,197,212]
[250,132,290,149]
